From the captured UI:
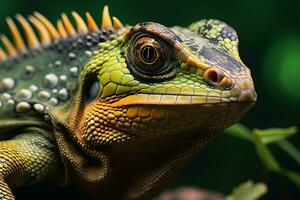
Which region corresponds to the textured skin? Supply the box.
[0,10,256,200]
[0,119,62,199]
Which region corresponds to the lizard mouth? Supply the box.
[107,93,255,139]
[79,92,255,146]
[110,93,255,107]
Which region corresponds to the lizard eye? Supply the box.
[133,36,165,72]
[127,34,178,81]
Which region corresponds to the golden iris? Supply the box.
[133,36,165,74]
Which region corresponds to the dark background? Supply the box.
[1,0,299,199]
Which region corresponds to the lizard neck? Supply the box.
[52,120,212,199]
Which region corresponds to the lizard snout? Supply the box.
[238,89,257,102]
[230,72,257,103]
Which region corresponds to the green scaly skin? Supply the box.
[0,10,256,200]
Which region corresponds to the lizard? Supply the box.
[0,5,256,200]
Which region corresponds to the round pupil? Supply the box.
[141,45,157,64]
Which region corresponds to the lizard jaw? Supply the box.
[79,94,254,146]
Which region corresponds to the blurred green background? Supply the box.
[1,0,299,199]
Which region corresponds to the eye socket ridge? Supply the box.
[127,33,179,80]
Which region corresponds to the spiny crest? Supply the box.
[0,5,124,61]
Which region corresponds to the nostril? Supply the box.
[204,69,222,84]
[207,70,219,83]
[204,68,233,88]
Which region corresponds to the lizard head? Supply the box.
[75,22,256,145]
[67,15,256,200]
[49,7,256,200]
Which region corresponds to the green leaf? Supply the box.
[226,124,300,189]
[253,130,281,172]
[254,127,297,144]
[226,181,267,200]
[224,123,253,141]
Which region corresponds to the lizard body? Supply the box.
[0,6,256,200]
